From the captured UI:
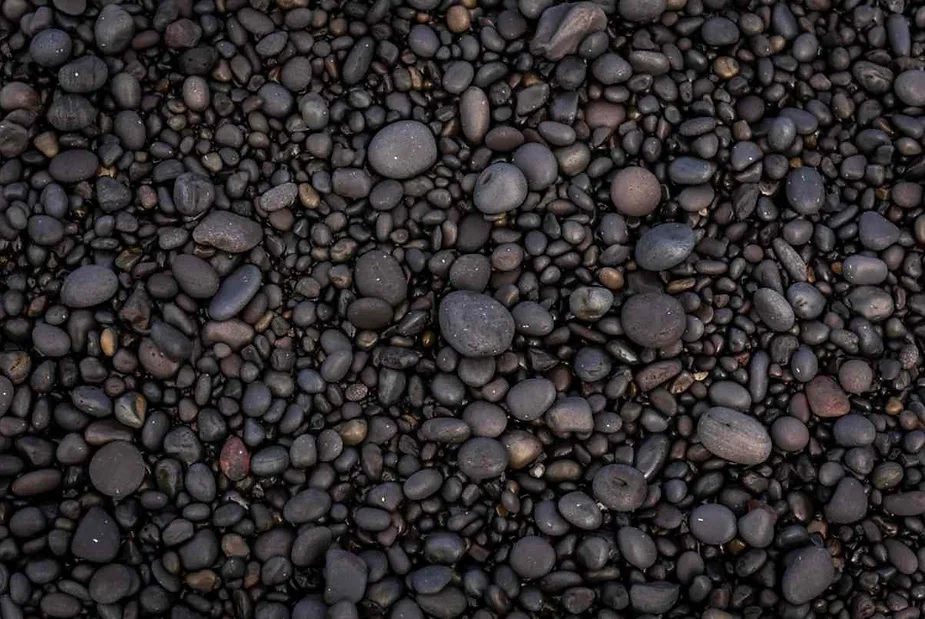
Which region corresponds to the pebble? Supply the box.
[88,440,145,498]
[592,464,648,512]
[531,3,607,60]
[621,292,686,349]
[689,504,737,545]
[439,291,515,357]
[805,376,851,418]
[473,163,528,215]
[367,121,437,180]
[354,250,407,306]
[171,255,220,299]
[634,223,696,271]
[193,211,263,253]
[895,70,925,106]
[610,166,661,216]
[509,537,556,579]
[456,437,508,480]
[697,407,772,465]
[71,507,120,563]
[209,264,262,321]
[785,167,825,215]
[60,265,119,308]
[781,547,835,605]
[1,1,923,616]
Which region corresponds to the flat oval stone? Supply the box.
[89,564,135,604]
[47,94,96,131]
[473,162,528,214]
[49,149,99,183]
[71,507,120,562]
[698,407,772,465]
[59,55,109,93]
[367,120,437,179]
[592,464,647,511]
[621,292,686,349]
[824,477,867,523]
[883,491,925,516]
[354,250,407,306]
[193,211,263,253]
[634,223,696,271]
[753,287,795,332]
[805,376,850,418]
[172,254,220,299]
[89,440,145,497]
[439,291,515,357]
[781,546,835,605]
[456,437,508,480]
[61,265,119,308]
[209,264,262,321]
[630,582,679,614]
[558,490,602,530]
[785,167,825,215]
[505,377,556,421]
[895,69,925,106]
[509,536,556,579]
[667,157,715,184]
[690,504,737,544]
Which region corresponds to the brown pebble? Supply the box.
[805,376,850,418]
[220,436,250,481]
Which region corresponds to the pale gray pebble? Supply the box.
[473,162,528,214]
[367,121,437,180]
[505,377,556,421]
[193,211,263,253]
[439,291,515,357]
[259,182,298,212]
[569,286,614,321]
[697,407,772,465]
[634,223,696,271]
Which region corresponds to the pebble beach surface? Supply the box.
[1,0,925,618]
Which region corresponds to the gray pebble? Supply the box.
[367,121,437,180]
[209,265,262,321]
[439,291,515,357]
[634,223,696,271]
[473,163,528,215]
[61,265,119,308]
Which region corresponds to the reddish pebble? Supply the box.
[805,376,850,418]
[220,437,249,481]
